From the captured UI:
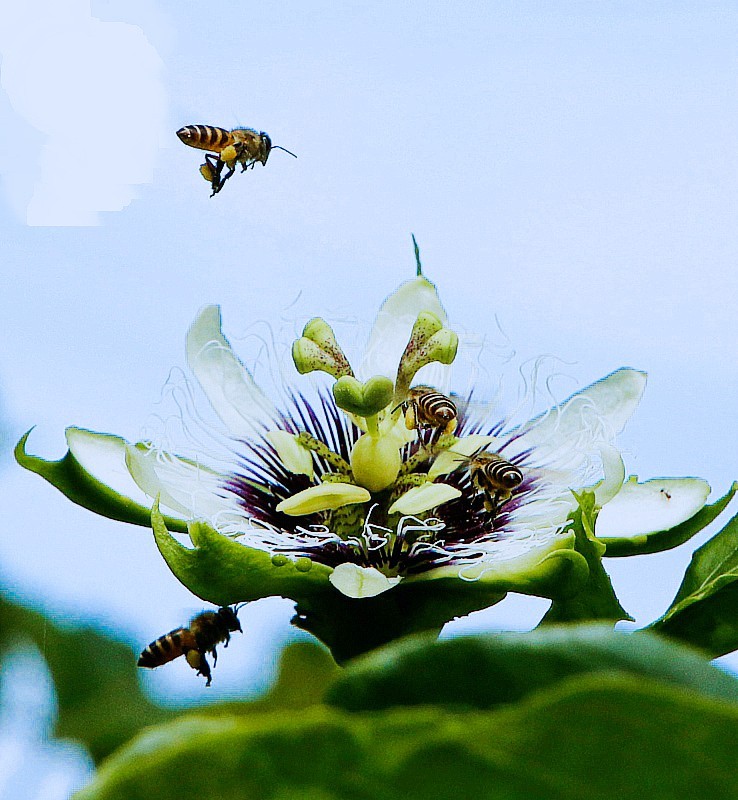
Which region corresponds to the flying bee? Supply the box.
[399,385,458,436]
[468,450,524,515]
[177,125,297,196]
[137,605,243,686]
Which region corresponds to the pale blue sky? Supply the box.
[0,0,736,750]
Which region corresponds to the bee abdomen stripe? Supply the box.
[490,463,523,485]
[216,127,230,148]
[423,395,456,413]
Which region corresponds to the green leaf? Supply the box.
[326,624,738,712]
[0,594,170,763]
[15,429,188,533]
[540,493,632,624]
[74,676,738,800]
[602,481,737,557]
[650,508,738,656]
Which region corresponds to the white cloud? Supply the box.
[0,0,167,225]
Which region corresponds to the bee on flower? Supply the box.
[18,247,713,660]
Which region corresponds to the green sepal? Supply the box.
[15,429,188,533]
[332,375,394,417]
[650,506,738,657]
[292,579,508,664]
[602,482,737,557]
[540,491,632,625]
[151,509,586,663]
[458,547,590,601]
[294,544,587,663]
[151,503,333,606]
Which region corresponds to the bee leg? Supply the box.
[223,631,231,648]
[213,164,236,195]
[205,154,225,197]
[482,491,500,516]
[211,645,218,666]
[185,649,212,686]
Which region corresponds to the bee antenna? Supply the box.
[234,602,249,613]
[272,145,298,158]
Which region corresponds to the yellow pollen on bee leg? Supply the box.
[185,649,202,670]
[199,163,215,182]
[221,144,238,162]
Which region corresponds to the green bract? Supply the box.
[16,263,724,660]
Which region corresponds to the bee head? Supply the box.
[259,133,272,164]
[218,606,243,633]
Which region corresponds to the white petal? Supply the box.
[504,368,647,475]
[124,442,232,520]
[592,444,626,507]
[329,563,402,598]
[388,483,462,516]
[276,482,370,515]
[65,427,160,510]
[266,430,314,477]
[427,434,501,479]
[359,276,447,381]
[186,305,278,438]
[595,477,711,538]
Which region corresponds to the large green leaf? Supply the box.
[0,594,171,763]
[75,675,738,800]
[651,509,738,656]
[540,492,631,624]
[601,482,737,557]
[326,624,738,712]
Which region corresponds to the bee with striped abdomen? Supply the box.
[176,125,297,196]
[138,606,242,686]
[469,450,523,515]
[400,385,458,436]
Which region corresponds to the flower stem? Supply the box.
[365,415,379,437]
